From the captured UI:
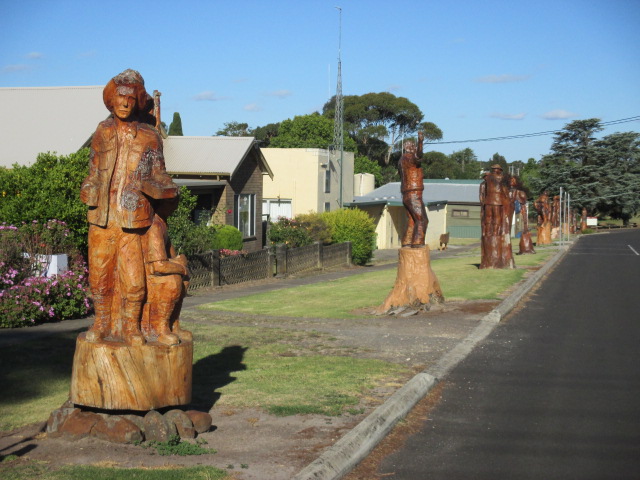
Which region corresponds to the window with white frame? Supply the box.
[324,169,331,193]
[235,193,255,237]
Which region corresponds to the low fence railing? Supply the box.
[186,242,351,291]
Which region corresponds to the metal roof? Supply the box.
[163,136,273,179]
[346,180,482,207]
[0,86,106,168]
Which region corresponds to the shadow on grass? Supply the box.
[189,345,247,412]
[0,329,82,405]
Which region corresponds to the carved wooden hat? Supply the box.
[103,69,153,114]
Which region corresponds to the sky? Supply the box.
[1,0,639,163]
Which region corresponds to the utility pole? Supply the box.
[332,6,344,208]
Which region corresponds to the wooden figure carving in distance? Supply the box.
[479,164,515,269]
[71,69,192,411]
[514,177,535,255]
[534,191,552,245]
[376,132,443,315]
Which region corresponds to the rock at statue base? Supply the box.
[70,333,192,411]
[376,246,444,315]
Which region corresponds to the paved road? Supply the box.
[378,230,640,479]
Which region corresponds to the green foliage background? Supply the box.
[0,150,89,252]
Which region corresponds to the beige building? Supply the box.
[261,148,354,220]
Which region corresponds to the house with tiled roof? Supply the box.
[345,179,482,249]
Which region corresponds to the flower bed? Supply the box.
[0,221,92,328]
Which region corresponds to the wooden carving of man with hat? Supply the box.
[80,69,178,345]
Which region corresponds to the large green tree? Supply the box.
[423,151,459,179]
[450,148,481,179]
[548,118,603,166]
[252,122,280,147]
[533,119,640,224]
[168,112,183,136]
[323,92,429,164]
[270,113,356,150]
[216,121,250,137]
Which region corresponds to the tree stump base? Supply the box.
[70,333,192,411]
[376,246,444,315]
[537,222,552,245]
[517,231,536,255]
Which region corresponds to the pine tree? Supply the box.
[168,112,183,136]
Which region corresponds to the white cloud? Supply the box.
[386,84,402,92]
[2,64,31,73]
[233,77,249,84]
[244,103,262,112]
[541,109,577,120]
[490,112,526,120]
[193,91,228,101]
[475,74,531,83]
[26,52,43,59]
[265,89,292,98]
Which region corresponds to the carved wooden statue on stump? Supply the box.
[513,177,535,255]
[534,191,552,245]
[70,69,192,411]
[580,207,588,232]
[479,164,515,269]
[376,132,444,315]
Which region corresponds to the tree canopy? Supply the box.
[322,92,432,164]
[532,119,640,224]
[216,121,250,137]
[269,113,356,151]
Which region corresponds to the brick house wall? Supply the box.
[225,152,264,252]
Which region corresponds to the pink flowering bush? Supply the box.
[0,222,91,328]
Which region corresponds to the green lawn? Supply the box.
[200,247,556,318]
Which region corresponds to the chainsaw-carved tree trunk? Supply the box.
[376,246,444,314]
[70,333,192,410]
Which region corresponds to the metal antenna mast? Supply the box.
[333,6,344,208]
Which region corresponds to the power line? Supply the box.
[425,116,640,145]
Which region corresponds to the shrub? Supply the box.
[322,208,376,265]
[167,187,217,255]
[0,150,90,254]
[295,213,332,245]
[211,225,244,251]
[268,217,313,248]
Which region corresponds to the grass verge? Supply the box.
[189,324,406,416]
[199,247,556,318]
[0,325,405,431]
[0,461,227,480]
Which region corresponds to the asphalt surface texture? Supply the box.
[376,229,640,479]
